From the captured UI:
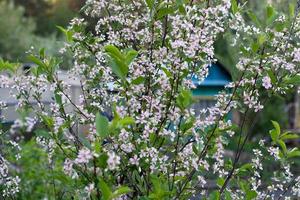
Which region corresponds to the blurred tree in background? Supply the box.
[0,1,36,60]
[0,0,79,63]
[13,0,84,36]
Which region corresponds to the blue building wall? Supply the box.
[192,63,232,97]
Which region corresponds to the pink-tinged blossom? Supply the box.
[292,176,300,197]
[293,48,300,62]
[107,151,120,170]
[63,158,78,179]
[129,155,139,166]
[75,148,93,164]
[120,143,134,153]
[84,183,95,196]
[268,147,280,160]
[2,176,21,197]
[262,76,272,89]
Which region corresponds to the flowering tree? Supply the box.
[1,0,300,199]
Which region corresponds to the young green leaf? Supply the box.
[131,76,145,85]
[111,186,132,199]
[217,177,225,188]
[0,59,19,72]
[176,89,193,110]
[246,190,257,200]
[277,139,287,154]
[125,50,138,66]
[105,45,129,81]
[287,148,300,158]
[237,163,253,174]
[105,45,125,61]
[57,26,74,42]
[28,55,47,69]
[156,7,175,19]
[99,179,112,200]
[145,0,155,10]
[247,11,261,27]
[267,69,277,84]
[266,5,276,25]
[289,3,295,18]
[269,129,279,143]
[231,0,238,14]
[280,132,299,141]
[258,33,267,46]
[209,191,220,200]
[284,75,300,85]
[96,113,109,138]
[118,117,135,126]
[271,120,281,136]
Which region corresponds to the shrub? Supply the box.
[0,0,300,199]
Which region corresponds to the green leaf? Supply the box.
[247,11,261,27]
[39,48,46,59]
[105,45,129,81]
[251,42,259,53]
[176,89,193,110]
[287,148,300,158]
[231,0,238,14]
[258,33,267,46]
[131,76,145,85]
[96,113,109,138]
[277,139,287,154]
[99,179,112,200]
[275,21,285,32]
[269,120,281,142]
[269,129,279,143]
[209,191,220,200]
[176,0,186,15]
[192,144,199,155]
[28,55,47,69]
[280,131,299,141]
[111,186,132,199]
[267,70,277,84]
[156,7,175,19]
[161,67,172,78]
[108,58,128,80]
[271,121,280,133]
[145,0,155,10]
[149,175,170,199]
[217,178,225,188]
[125,50,138,66]
[237,163,253,174]
[35,129,51,139]
[0,59,19,72]
[266,5,276,24]
[57,26,73,42]
[54,93,62,105]
[180,117,195,133]
[284,75,300,85]
[98,153,108,168]
[40,115,54,128]
[225,191,232,200]
[119,117,135,126]
[105,45,124,60]
[79,134,92,149]
[289,3,295,18]
[246,190,257,200]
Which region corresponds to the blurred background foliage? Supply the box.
[0,0,298,136]
[0,0,84,61]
